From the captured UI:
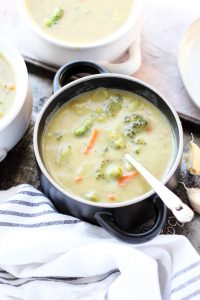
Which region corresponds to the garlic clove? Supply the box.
[188,141,200,175]
[186,187,200,214]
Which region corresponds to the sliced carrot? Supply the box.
[84,129,99,154]
[74,176,83,183]
[118,171,138,186]
[107,193,117,202]
[146,126,153,134]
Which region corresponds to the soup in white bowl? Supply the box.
[24,0,134,44]
[0,37,32,162]
[0,54,15,120]
[20,0,142,69]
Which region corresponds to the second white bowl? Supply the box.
[19,0,143,74]
[0,37,32,162]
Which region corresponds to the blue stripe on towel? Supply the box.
[7,200,55,208]
[0,186,81,227]
[181,288,200,300]
[173,261,200,279]
[171,274,200,294]
[0,210,56,217]
[0,219,81,228]
[16,191,48,198]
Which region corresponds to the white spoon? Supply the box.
[125,154,194,223]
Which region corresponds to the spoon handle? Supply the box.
[125,154,194,223]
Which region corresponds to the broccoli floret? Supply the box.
[96,160,106,179]
[124,114,147,138]
[124,113,147,127]
[105,95,123,116]
[96,158,111,180]
[74,117,94,136]
[96,169,105,180]
[45,6,64,27]
[124,124,136,138]
[106,165,123,179]
[134,137,146,145]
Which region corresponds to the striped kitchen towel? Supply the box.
[0,184,199,300]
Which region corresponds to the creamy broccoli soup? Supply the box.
[25,0,133,44]
[42,88,174,203]
[0,54,15,120]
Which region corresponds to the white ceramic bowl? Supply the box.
[0,37,32,162]
[19,0,143,74]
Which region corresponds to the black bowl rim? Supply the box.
[33,73,183,208]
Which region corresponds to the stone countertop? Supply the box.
[0,0,200,253]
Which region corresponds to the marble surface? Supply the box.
[0,0,200,252]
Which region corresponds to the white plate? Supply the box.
[178,17,200,109]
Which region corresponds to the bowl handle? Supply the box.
[53,61,109,93]
[94,197,167,244]
[100,37,141,75]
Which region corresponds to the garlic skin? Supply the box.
[186,187,200,214]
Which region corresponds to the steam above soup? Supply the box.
[0,54,15,120]
[41,88,175,203]
[25,0,133,44]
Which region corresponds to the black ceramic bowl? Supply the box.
[33,61,183,243]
